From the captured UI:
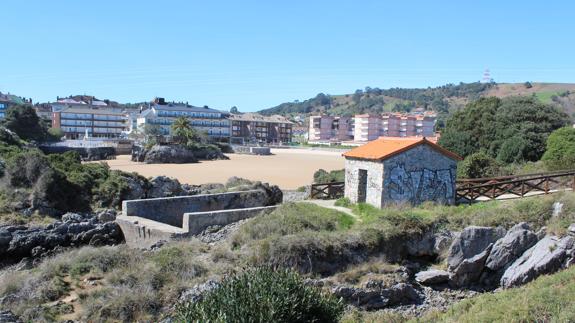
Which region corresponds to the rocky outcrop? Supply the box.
[447,226,506,271]
[332,283,421,310]
[0,310,21,323]
[485,222,538,272]
[415,269,450,285]
[0,213,124,264]
[450,244,492,287]
[143,145,198,164]
[148,176,183,198]
[500,235,575,288]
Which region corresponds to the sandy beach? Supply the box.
[104,148,346,189]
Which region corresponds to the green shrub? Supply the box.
[313,168,345,183]
[457,152,503,179]
[174,267,344,323]
[542,127,575,171]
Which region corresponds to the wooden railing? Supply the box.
[310,182,345,199]
[456,170,575,202]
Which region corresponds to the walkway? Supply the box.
[302,199,360,221]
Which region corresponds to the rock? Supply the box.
[449,244,493,287]
[97,209,117,222]
[148,176,183,198]
[0,229,12,253]
[485,222,538,272]
[332,283,421,310]
[447,226,505,271]
[179,280,220,303]
[144,145,197,164]
[406,231,436,257]
[61,212,86,223]
[501,235,574,288]
[1,217,124,263]
[552,202,563,217]
[568,224,575,236]
[434,231,454,255]
[122,175,147,200]
[415,269,450,285]
[536,226,547,240]
[0,310,22,323]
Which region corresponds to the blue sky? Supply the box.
[2,1,575,111]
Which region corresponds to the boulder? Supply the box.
[501,235,575,288]
[332,283,421,310]
[568,224,575,237]
[447,226,505,271]
[61,212,86,223]
[415,269,450,285]
[97,209,117,222]
[148,176,183,198]
[485,222,538,272]
[144,145,197,164]
[0,310,22,323]
[122,175,147,200]
[449,244,493,287]
[179,280,220,303]
[1,216,124,262]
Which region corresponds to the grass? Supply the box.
[1,193,574,321]
[534,91,561,103]
[415,265,575,323]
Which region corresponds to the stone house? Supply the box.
[343,137,462,207]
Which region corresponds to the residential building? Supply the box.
[52,107,128,139]
[343,137,461,207]
[308,115,354,142]
[354,114,382,142]
[137,98,230,139]
[230,113,293,144]
[0,92,31,119]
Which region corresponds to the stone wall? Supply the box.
[344,158,384,207]
[382,144,458,205]
[184,206,277,235]
[121,190,271,228]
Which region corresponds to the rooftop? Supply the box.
[229,113,293,124]
[151,103,228,114]
[59,107,127,116]
[342,137,461,161]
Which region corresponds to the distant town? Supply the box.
[0,91,437,148]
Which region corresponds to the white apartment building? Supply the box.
[137,98,230,139]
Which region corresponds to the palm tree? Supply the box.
[171,117,192,144]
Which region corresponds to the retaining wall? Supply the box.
[184,206,277,235]
[121,190,270,227]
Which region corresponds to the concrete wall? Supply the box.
[382,144,457,205]
[116,217,185,248]
[184,206,277,235]
[344,158,384,208]
[121,190,270,227]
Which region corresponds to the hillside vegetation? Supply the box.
[258,82,575,125]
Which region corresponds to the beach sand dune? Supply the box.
[104,148,345,189]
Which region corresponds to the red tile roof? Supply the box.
[342,137,462,161]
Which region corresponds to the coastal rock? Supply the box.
[144,145,198,164]
[447,226,505,271]
[485,222,538,272]
[148,176,183,198]
[0,310,22,323]
[449,244,493,287]
[179,280,220,303]
[500,235,574,288]
[1,215,124,263]
[332,283,421,310]
[97,209,117,222]
[415,269,450,285]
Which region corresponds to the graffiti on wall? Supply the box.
[387,164,454,203]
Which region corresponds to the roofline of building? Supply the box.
[342,137,462,161]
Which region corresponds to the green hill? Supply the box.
[258,82,575,121]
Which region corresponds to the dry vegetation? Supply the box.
[1,193,574,321]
